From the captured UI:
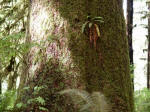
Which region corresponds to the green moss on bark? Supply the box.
[18,0,134,112]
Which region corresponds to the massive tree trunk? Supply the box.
[17,0,134,112]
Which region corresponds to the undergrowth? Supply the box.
[0,90,16,112]
[135,88,150,112]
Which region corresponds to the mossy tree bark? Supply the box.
[17,0,134,112]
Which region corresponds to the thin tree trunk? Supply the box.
[127,0,134,90]
[147,1,150,89]
[127,0,134,65]
[17,0,134,112]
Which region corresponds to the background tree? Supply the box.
[0,0,28,91]
[147,0,150,89]
[127,0,134,65]
[127,0,134,90]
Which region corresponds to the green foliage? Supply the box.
[0,0,28,34]
[13,59,77,112]
[26,96,46,106]
[60,89,110,112]
[39,106,49,111]
[15,86,48,112]
[33,85,46,94]
[16,102,25,109]
[0,0,29,64]
[0,33,27,64]
[81,16,104,35]
[0,90,16,112]
[0,0,29,89]
[0,31,34,90]
[135,88,150,112]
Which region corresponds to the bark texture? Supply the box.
[17,0,134,112]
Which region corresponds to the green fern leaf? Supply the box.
[82,21,89,33]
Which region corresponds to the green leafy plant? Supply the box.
[0,90,17,112]
[0,0,29,88]
[82,16,103,35]
[135,88,150,112]
[59,89,110,112]
[0,32,34,64]
[15,86,48,112]
[0,32,35,90]
[82,16,104,48]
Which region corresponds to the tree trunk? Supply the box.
[127,0,134,65]
[147,1,150,89]
[17,0,134,112]
[127,0,134,90]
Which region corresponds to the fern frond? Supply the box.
[82,21,89,33]
[59,89,111,112]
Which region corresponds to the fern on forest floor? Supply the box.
[0,90,16,112]
[59,89,110,112]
